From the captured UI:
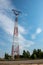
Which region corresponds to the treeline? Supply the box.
[4,49,43,60]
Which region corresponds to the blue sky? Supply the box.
[0,0,43,58]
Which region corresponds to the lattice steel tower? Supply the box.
[11,9,21,59]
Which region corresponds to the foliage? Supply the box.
[4,49,43,60]
[31,49,43,59]
[23,50,30,59]
[4,53,11,60]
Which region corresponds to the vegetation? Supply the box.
[4,53,12,60]
[23,50,30,59]
[3,49,43,60]
[30,49,43,59]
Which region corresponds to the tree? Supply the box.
[31,49,37,59]
[36,49,41,58]
[31,49,43,59]
[4,53,11,60]
[26,51,30,58]
[33,49,37,54]
[23,50,27,58]
[36,49,43,59]
[19,55,23,58]
[23,50,30,59]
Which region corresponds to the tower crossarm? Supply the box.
[12,9,21,16]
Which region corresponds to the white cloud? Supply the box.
[0,13,14,35]
[18,25,26,34]
[0,0,16,18]
[31,28,42,40]
[0,0,14,11]
[36,28,42,34]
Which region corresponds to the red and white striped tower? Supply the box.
[11,9,21,59]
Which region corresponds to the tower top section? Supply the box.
[12,9,21,16]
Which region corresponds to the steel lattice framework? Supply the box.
[11,9,21,59]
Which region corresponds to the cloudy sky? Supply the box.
[0,0,43,58]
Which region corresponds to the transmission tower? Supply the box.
[11,9,21,59]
